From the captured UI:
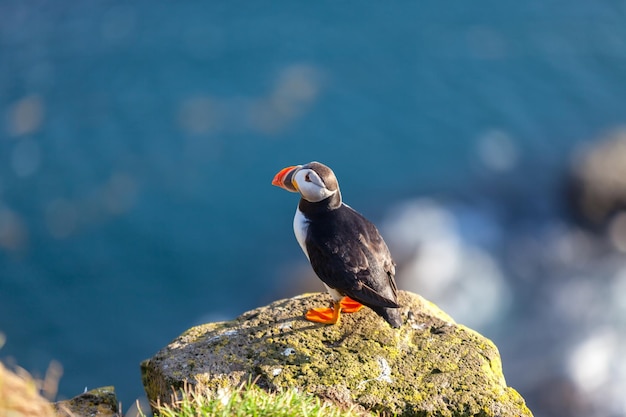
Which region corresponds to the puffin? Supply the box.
[272,161,402,328]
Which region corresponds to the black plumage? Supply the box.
[298,194,402,328]
[272,161,402,328]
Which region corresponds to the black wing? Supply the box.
[305,204,398,309]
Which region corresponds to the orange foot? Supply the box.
[305,297,364,325]
[305,301,341,325]
[339,296,363,313]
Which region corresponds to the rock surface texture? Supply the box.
[141,291,532,416]
[54,386,119,417]
[568,129,626,227]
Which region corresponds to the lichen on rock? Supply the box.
[141,291,532,416]
[54,386,119,417]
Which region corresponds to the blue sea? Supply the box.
[2,2,626,416]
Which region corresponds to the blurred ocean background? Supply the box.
[2,2,626,416]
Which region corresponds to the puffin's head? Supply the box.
[272,161,340,203]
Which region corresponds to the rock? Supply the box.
[568,129,626,227]
[0,361,56,417]
[141,291,532,416]
[54,386,119,417]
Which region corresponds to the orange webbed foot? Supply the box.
[340,296,363,313]
[305,302,341,325]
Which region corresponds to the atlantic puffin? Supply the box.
[272,161,402,328]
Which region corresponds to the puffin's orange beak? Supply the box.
[272,165,301,192]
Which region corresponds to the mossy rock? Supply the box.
[141,291,532,416]
[54,386,119,417]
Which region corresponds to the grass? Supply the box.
[149,381,373,417]
[0,358,58,417]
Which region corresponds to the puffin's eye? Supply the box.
[304,173,312,182]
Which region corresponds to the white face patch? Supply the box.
[293,169,336,203]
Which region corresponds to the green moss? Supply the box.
[55,386,118,417]
[150,380,368,417]
[141,291,532,417]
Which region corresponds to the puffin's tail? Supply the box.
[373,306,402,328]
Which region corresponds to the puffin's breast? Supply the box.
[293,208,310,259]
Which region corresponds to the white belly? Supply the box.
[293,208,309,259]
[293,208,343,302]
[323,283,344,302]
